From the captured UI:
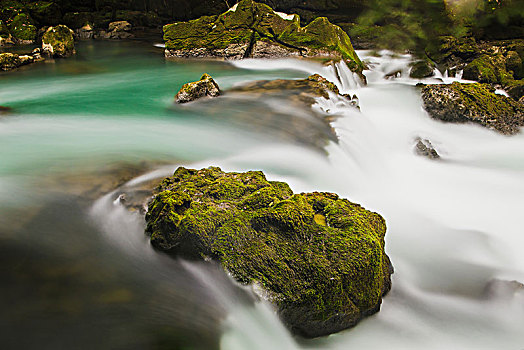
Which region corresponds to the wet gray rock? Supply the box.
[414,138,440,159]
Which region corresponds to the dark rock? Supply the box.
[175,73,221,103]
[163,0,363,73]
[483,279,524,300]
[462,54,508,84]
[414,138,440,159]
[421,82,524,135]
[76,23,94,40]
[145,166,393,338]
[0,105,12,114]
[0,53,22,71]
[107,20,133,39]
[409,60,435,79]
[42,25,76,58]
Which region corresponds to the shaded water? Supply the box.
[1,42,523,349]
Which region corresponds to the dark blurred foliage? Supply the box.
[471,0,524,39]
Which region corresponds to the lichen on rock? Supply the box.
[162,0,363,73]
[42,24,75,58]
[421,82,524,135]
[145,166,393,338]
[175,73,221,103]
[0,52,22,71]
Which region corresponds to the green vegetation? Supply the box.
[42,25,75,57]
[163,0,363,72]
[421,82,524,134]
[146,166,392,337]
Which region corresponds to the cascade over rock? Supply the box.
[145,166,393,338]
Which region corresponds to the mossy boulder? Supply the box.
[145,166,392,337]
[409,60,435,79]
[421,82,524,135]
[163,0,363,73]
[175,73,221,103]
[42,25,75,58]
[0,52,21,70]
[462,54,514,85]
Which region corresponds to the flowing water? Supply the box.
[1,41,523,349]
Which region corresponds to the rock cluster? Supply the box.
[145,166,393,338]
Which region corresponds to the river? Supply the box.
[1,41,523,349]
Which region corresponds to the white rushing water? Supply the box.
[84,49,524,349]
[220,51,524,349]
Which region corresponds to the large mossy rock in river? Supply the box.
[145,166,393,338]
[42,25,75,58]
[163,0,363,73]
[421,82,524,135]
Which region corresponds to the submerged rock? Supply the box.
[145,166,393,338]
[230,73,353,102]
[421,82,524,135]
[175,73,221,103]
[163,0,363,73]
[76,23,94,40]
[414,138,440,159]
[42,25,75,58]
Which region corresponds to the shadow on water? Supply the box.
[0,195,257,349]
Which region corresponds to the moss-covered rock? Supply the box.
[175,73,221,103]
[421,82,524,135]
[462,54,513,85]
[42,25,75,58]
[0,52,21,70]
[145,166,392,337]
[163,0,363,73]
[409,60,435,79]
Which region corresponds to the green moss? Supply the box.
[145,166,392,337]
[42,25,75,58]
[162,0,363,72]
[0,20,9,36]
[0,52,21,70]
[422,82,524,134]
[8,13,36,41]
